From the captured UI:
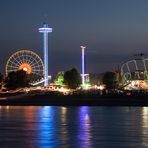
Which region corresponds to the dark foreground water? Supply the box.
[0,106,148,148]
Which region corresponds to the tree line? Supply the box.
[0,68,120,90]
[0,70,30,90]
[0,68,82,90]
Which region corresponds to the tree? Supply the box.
[54,71,64,85]
[0,73,3,89]
[5,70,30,90]
[0,73,3,83]
[64,68,81,89]
[102,72,118,89]
[29,73,42,83]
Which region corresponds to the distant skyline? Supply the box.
[1,0,148,75]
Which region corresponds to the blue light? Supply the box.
[38,106,57,148]
[39,23,52,86]
[78,106,92,148]
[81,46,86,86]
[44,32,48,86]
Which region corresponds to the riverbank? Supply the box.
[0,90,148,106]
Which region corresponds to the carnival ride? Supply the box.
[6,50,45,85]
[121,54,148,89]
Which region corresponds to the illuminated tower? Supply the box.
[39,23,52,86]
[80,46,86,86]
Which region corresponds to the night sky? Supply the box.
[1,0,148,76]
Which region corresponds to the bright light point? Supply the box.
[39,27,52,33]
[58,87,70,95]
[82,83,91,90]
[61,107,67,114]
[23,67,28,72]
[80,46,86,49]
[19,63,32,74]
[97,85,105,90]
[85,114,90,122]
[124,80,148,90]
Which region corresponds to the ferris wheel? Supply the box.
[6,50,44,81]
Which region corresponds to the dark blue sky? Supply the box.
[1,0,148,75]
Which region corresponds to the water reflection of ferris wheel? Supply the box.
[6,50,44,81]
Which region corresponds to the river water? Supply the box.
[0,106,148,148]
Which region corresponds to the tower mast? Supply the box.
[80,46,86,86]
[39,23,52,86]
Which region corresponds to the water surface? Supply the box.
[0,106,148,148]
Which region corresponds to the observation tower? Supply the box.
[39,23,52,86]
[80,46,86,86]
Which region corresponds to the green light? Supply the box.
[54,72,64,85]
[81,82,91,87]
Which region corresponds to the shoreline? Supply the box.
[0,92,148,106]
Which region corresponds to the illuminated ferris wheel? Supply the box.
[6,50,44,81]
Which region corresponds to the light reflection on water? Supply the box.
[78,106,92,148]
[1,106,148,147]
[59,107,69,147]
[39,106,57,148]
[142,107,148,147]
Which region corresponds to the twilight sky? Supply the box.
[1,0,148,75]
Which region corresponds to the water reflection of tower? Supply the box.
[39,23,52,86]
[78,107,92,148]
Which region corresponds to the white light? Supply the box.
[23,67,28,72]
[39,28,52,33]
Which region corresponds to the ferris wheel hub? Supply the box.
[18,63,32,74]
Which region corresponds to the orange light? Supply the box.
[19,63,32,74]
